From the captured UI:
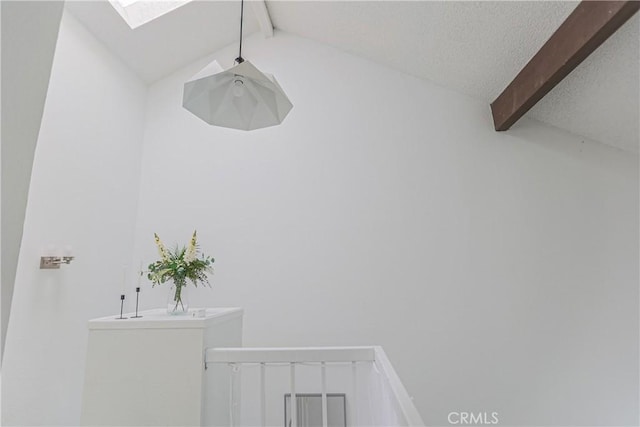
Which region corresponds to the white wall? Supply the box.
[1,11,147,426]
[1,0,64,361]
[1,20,636,425]
[132,32,638,425]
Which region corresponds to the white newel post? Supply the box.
[80,308,243,426]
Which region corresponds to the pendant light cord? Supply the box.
[235,0,245,64]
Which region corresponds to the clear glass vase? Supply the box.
[167,281,189,315]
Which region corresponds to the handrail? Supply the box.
[373,346,425,426]
[205,346,376,364]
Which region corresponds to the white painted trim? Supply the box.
[260,362,266,426]
[373,346,425,426]
[206,346,375,364]
[205,345,425,424]
[321,362,328,427]
[290,363,297,427]
[250,0,273,38]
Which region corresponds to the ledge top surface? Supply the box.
[88,307,244,330]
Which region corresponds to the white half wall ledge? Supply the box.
[81,307,243,427]
[88,307,244,330]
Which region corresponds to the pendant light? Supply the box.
[182,0,293,130]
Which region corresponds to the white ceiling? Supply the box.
[65,1,639,152]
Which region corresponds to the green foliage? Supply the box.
[147,231,214,289]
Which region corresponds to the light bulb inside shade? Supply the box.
[233,78,244,97]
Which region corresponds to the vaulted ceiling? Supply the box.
[66,1,639,152]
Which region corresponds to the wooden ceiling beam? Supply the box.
[491,1,640,131]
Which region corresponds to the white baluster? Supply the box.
[321,362,328,427]
[229,363,240,426]
[290,362,297,427]
[260,362,266,427]
[352,361,358,426]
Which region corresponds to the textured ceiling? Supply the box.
[66,1,639,152]
[529,18,639,153]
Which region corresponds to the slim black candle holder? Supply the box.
[131,287,143,318]
[116,294,127,319]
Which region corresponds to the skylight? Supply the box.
[110,0,193,29]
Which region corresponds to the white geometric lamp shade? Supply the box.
[183,60,293,131]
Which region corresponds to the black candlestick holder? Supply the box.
[116,294,127,319]
[131,287,143,318]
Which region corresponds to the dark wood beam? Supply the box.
[491,1,640,131]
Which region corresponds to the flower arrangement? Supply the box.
[148,231,214,314]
